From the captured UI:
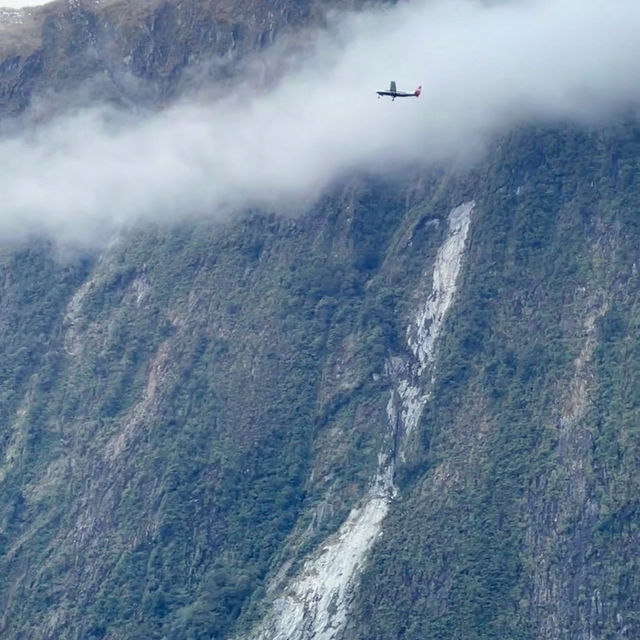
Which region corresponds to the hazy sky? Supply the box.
[2,0,640,244]
[0,1,47,7]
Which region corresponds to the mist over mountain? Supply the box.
[1,1,640,640]
[0,0,639,243]
[0,1,46,7]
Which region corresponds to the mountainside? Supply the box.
[0,0,356,117]
[1,1,640,640]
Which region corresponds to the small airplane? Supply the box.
[377,81,422,101]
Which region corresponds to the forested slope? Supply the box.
[0,1,639,639]
[0,174,454,638]
[350,124,640,640]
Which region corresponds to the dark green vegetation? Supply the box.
[1,1,640,638]
[350,124,640,640]
[0,176,453,639]
[2,123,640,640]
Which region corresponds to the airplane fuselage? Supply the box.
[376,90,419,100]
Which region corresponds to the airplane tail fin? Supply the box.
[414,86,422,97]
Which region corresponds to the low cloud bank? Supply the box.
[0,1,47,7]
[2,0,640,243]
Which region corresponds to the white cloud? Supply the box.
[0,0,48,7]
[1,0,640,244]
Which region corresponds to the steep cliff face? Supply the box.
[241,201,474,640]
[0,176,448,639]
[1,2,640,640]
[348,126,640,640]
[0,0,348,116]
